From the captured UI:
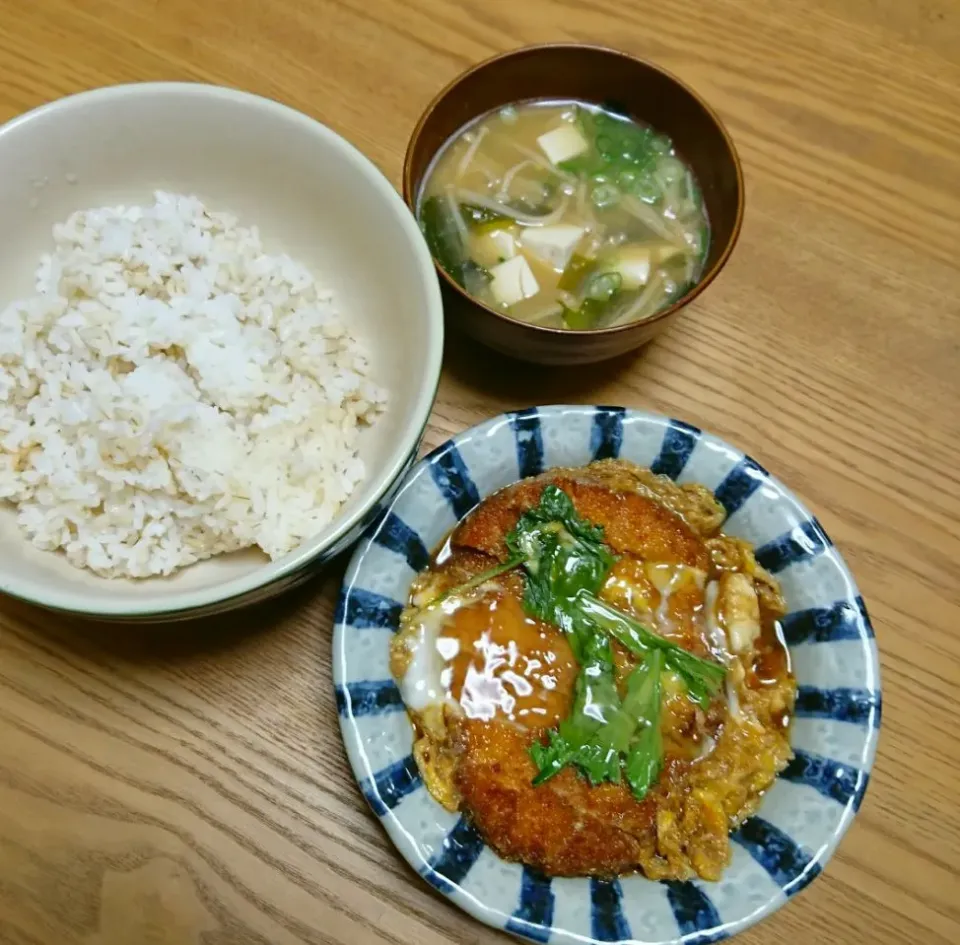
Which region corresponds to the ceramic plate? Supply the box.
[333,406,881,944]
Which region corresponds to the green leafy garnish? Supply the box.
[560,290,633,331]
[560,300,595,330]
[461,259,492,296]
[622,652,665,798]
[697,220,711,264]
[459,202,511,230]
[530,631,625,787]
[560,298,610,331]
[557,253,595,292]
[428,554,525,610]
[571,592,727,708]
[420,195,463,277]
[506,485,616,636]
[503,486,724,797]
[419,196,492,293]
[530,648,665,800]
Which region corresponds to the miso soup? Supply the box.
[418,100,710,330]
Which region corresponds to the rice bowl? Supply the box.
[0,83,443,619]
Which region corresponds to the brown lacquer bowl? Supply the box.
[403,44,744,365]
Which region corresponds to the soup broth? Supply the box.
[418,100,710,331]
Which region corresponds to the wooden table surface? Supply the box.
[1,1,958,944]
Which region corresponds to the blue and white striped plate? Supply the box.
[333,406,881,944]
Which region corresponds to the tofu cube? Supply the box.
[610,246,652,289]
[473,228,518,268]
[520,224,585,272]
[489,255,540,306]
[537,124,590,165]
[489,229,518,260]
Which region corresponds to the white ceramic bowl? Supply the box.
[0,83,443,620]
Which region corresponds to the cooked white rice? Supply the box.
[0,191,386,578]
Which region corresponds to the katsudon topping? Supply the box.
[407,484,726,801]
[504,486,725,798]
[391,460,796,881]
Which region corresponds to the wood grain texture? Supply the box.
[0,1,958,943]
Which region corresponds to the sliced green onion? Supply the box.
[630,174,660,205]
[657,155,685,184]
[596,134,616,158]
[650,135,673,155]
[590,183,621,209]
[584,271,622,301]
